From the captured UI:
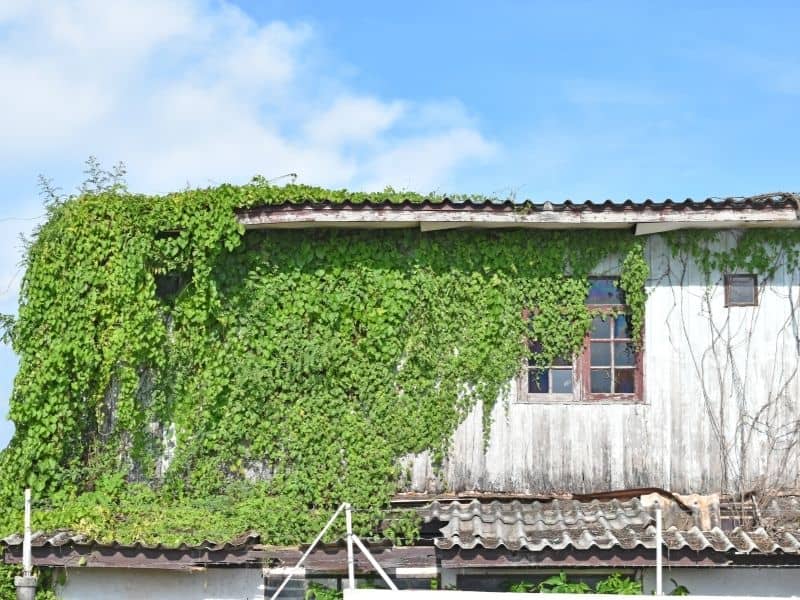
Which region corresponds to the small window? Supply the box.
[527,341,573,395]
[725,274,757,307]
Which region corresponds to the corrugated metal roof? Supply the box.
[1,530,260,552]
[5,494,800,557]
[421,496,800,555]
[237,193,799,214]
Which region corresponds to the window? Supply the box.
[526,341,573,396]
[520,277,643,403]
[724,274,758,307]
[586,314,636,394]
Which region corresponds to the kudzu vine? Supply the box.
[0,168,655,547]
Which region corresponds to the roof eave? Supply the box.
[236,205,800,233]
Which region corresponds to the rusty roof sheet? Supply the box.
[421,496,800,555]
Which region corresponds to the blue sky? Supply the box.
[1,0,799,447]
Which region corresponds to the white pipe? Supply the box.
[346,503,356,590]
[23,488,32,577]
[655,506,663,596]
[270,503,346,600]
[352,534,398,591]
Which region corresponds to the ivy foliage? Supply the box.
[0,166,649,546]
[664,228,800,279]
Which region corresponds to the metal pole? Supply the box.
[15,488,37,600]
[655,506,663,596]
[270,503,346,600]
[352,534,398,591]
[345,503,356,590]
[23,489,31,577]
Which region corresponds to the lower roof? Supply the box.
[4,493,799,571]
[420,494,800,555]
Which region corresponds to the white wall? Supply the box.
[346,591,798,600]
[407,232,800,494]
[57,567,264,600]
[642,567,800,597]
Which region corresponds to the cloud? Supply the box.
[0,0,496,193]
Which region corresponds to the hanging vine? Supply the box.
[0,168,650,547]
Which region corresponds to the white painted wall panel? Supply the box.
[641,567,800,597]
[57,568,264,600]
[407,232,800,494]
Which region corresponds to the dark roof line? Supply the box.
[236,192,800,214]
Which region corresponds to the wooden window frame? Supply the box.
[518,345,576,404]
[518,278,645,404]
[724,274,758,307]
[578,307,644,403]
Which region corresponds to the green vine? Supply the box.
[664,229,800,279]
[0,165,649,546]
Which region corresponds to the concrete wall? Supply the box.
[641,567,800,597]
[57,567,265,600]
[407,232,800,494]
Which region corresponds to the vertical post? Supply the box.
[655,505,663,596]
[23,489,32,577]
[15,488,37,600]
[345,503,356,590]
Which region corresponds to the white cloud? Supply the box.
[0,0,496,193]
[305,96,407,145]
[0,1,497,447]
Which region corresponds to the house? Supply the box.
[3,190,800,598]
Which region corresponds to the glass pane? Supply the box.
[614,342,636,366]
[614,314,631,338]
[728,276,756,305]
[590,316,611,338]
[615,369,635,393]
[528,368,548,393]
[591,369,612,393]
[590,342,611,366]
[551,368,573,393]
[587,278,624,305]
[552,354,572,366]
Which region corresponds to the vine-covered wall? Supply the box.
[412,228,800,496]
[0,180,648,546]
[0,177,797,549]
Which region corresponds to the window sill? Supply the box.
[517,394,646,405]
[517,393,574,404]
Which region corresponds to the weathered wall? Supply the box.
[641,567,800,596]
[56,567,265,600]
[408,233,800,494]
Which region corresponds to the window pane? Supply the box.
[551,368,573,393]
[528,368,548,393]
[614,342,636,366]
[590,342,611,366]
[552,354,572,366]
[587,278,624,305]
[590,316,611,338]
[614,314,631,338]
[728,275,756,305]
[615,369,635,393]
[591,369,612,393]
